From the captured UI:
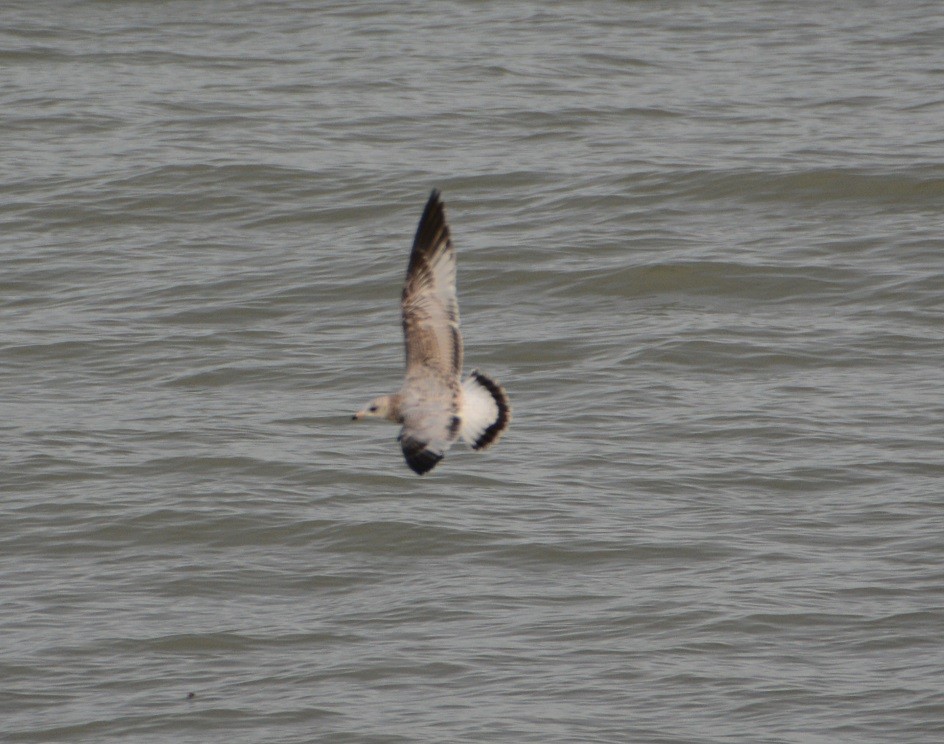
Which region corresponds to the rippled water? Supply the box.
[2,1,943,742]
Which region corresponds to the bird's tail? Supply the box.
[460,370,511,450]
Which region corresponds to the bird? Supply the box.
[353,190,511,475]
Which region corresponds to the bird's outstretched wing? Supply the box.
[397,190,463,474]
[401,189,462,379]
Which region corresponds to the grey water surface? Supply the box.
[2,1,943,742]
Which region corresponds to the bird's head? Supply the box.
[352,395,396,422]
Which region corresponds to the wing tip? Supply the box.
[410,190,450,260]
[400,436,444,475]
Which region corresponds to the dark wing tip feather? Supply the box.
[400,436,444,475]
[470,370,511,451]
[407,189,450,274]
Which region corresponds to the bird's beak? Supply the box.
[352,412,363,421]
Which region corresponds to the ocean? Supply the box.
[2,1,942,742]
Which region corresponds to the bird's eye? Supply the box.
[369,405,378,412]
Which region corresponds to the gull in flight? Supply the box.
[353,190,511,475]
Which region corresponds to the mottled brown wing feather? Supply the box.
[401,190,462,379]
